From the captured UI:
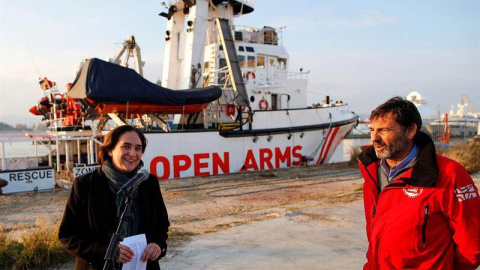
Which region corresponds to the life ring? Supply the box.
[226,104,236,116]
[259,98,269,110]
[53,93,64,104]
[246,71,256,80]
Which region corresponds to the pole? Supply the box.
[65,140,70,171]
[34,141,38,159]
[90,129,96,164]
[87,139,91,164]
[56,140,61,173]
[1,142,6,170]
[48,139,52,167]
[77,140,81,165]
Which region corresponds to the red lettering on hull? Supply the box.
[150,156,170,180]
[275,147,291,167]
[173,155,191,178]
[292,145,302,166]
[150,146,303,180]
[194,153,210,176]
[244,150,259,171]
[259,148,274,170]
[213,152,230,175]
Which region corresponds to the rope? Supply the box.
[308,112,332,159]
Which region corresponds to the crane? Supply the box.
[461,93,477,114]
[109,35,144,76]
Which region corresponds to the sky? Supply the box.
[0,0,479,125]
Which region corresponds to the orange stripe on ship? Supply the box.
[97,102,210,115]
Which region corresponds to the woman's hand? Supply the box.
[141,243,162,262]
[118,243,135,263]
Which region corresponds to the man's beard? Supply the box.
[374,133,410,160]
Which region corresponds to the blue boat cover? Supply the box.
[67,58,222,105]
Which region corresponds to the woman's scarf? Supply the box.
[102,160,144,238]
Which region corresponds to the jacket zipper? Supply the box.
[358,160,381,195]
[422,205,429,243]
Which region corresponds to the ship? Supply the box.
[1,0,357,194]
[424,100,479,144]
[407,91,479,144]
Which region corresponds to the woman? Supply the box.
[58,125,170,270]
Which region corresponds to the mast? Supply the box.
[160,0,254,101]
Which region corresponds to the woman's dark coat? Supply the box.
[58,167,170,270]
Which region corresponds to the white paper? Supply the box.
[119,234,147,270]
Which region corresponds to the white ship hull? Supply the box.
[143,106,356,179]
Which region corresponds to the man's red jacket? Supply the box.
[358,132,480,269]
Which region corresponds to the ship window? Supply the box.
[269,58,275,67]
[204,61,209,72]
[219,58,227,68]
[246,46,254,52]
[257,56,265,69]
[247,56,255,68]
[278,58,287,70]
[239,46,245,52]
[235,31,243,41]
[238,55,245,68]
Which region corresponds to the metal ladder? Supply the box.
[215,18,249,107]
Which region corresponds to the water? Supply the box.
[0,132,51,158]
[0,132,52,170]
[0,141,52,158]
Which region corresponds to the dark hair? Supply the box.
[370,96,422,131]
[98,125,147,164]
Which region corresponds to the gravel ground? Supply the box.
[1,163,478,269]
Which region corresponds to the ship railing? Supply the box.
[272,70,290,80]
[237,0,254,6]
[255,78,284,88]
[166,0,254,10]
[232,24,283,46]
[218,112,252,131]
[287,70,310,79]
[208,66,236,88]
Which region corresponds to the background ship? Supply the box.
[407,91,479,144]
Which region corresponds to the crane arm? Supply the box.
[461,93,477,113]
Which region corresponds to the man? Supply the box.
[358,96,480,269]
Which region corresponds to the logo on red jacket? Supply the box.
[403,187,423,198]
[454,184,478,202]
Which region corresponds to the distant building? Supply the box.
[13,124,28,130]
